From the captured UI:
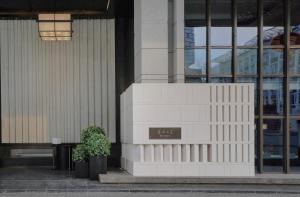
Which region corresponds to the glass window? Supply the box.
[263,49,283,75]
[289,49,300,74]
[211,49,232,75]
[185,49,206,75]
[186,77,206,83]
[211,0,231,46]
[210,77,232,83]
[237,0,257,46]
[237,49,257,75]
[236,77,257,84]
[263,78,284,115]
[185,0,206,47]
[263,0,284,46]
[290,119,300,172]
[290,0,300,45]
[290,78,300,116]
[263,119,283,172]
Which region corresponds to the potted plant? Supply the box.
[81,126,105,143]
[72,144,89,178]
[84,130,111,180]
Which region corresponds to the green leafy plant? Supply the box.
[84,132,111,157]
[72,144,88,162]
[81,126,105,144]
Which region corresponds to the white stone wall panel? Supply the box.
[121,83,255,177]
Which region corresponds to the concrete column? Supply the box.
[134,0,169,83]
[172,0,185,83]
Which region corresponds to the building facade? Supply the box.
[184,0,300,173]
[0,0,299,175]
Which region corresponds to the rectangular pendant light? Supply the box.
[38,13,72,41]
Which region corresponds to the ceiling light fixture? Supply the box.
[38,13,72,41]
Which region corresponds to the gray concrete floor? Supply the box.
[0,193,300,197]
[1,166,300,196]
[0,166,73,180]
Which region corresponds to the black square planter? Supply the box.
[89,155,107,180]
[74,161,89,178]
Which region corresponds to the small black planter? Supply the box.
[89,155,107,180]
[74,161,89,178]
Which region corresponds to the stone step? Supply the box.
[99,170,300,185]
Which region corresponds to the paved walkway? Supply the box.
[0,193,300,197]
[1,166,300,195]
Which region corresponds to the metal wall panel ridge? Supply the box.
[0,19,116,143]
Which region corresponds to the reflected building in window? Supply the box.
[184,0,300,173]
[184,27,196,76]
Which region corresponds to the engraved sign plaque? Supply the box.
[149,128,181,140]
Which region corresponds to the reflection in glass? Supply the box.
[210,77,232,83]
[263,119,283,172]
[211,28,231,46]
[237,49,257,75]
[263,78,283,115]
[289,49,300,74]
[211,0,231,46]
[236,77,257,115]
[185,27,206,47]
[263,27,284,46]
[263,0,284,46]
[185,49,206,76]
[290,119,300,172]
[237,0,257,46]
[185,0,206,47]
[236,77,256,85]
[290,78,300,116]
[263,49,283,75]
[185,77,206,83]
[237,28,257,47]
[211,49,232,75]
[290,0,300,45]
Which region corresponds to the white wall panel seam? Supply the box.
[1,21,8,143]
[94,19,102,128]
[10,21,16,143]
[92,20,96,126]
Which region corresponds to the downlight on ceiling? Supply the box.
[38,13,72,41]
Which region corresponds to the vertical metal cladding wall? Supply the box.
[0,19,116,143]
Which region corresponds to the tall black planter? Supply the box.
[74,161,89,178]
[56,145,68,170]
[89,155,107,180]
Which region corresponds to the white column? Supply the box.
[134,0,169,83]
[172,0,185,83]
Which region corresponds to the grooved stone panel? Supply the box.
[0,19,116,143]
[121,83,255,177]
